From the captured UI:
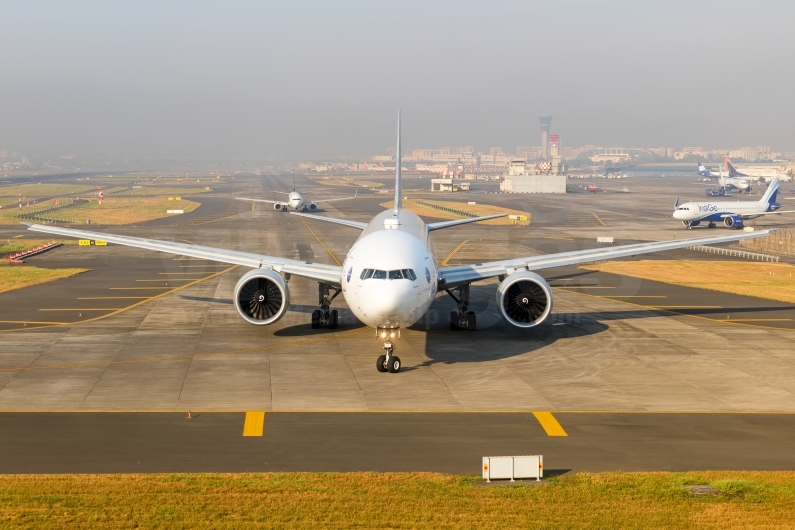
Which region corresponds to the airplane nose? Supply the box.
[363,281,411,318]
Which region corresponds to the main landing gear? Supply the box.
[446,284,476,330]
[376,328,401,373]
[311,283,340,329]
[708,222,716,228]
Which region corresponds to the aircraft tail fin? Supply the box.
[725,156,741,177]
[674,197,679,210]
[761,178,780,206]
[292,169,296,192]
[394,110,402,214]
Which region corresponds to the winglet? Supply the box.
[674,197,679,210]
[394,110,402,215]
[20,222,33,227]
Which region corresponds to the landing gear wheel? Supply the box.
[329,309,339,329]
[311,310,321,329]
[449,310,460,330]
[466,311,476,329]
[281,206,287,212]
[387,356,401,373]
[708,222,716,228]
[376,355,388,372]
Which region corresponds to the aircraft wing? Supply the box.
[437,229,774,289]
[738,210,795,218]
[24,223,342,286]
[290,212,367,230]
[427,214,507,231]
[314,190,359,204]
[235,197,280,204]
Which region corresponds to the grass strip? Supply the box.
[0,266,88,294]
[380,199,530,226]
[581,260,795,304]
[34,197,201,225]
[1,471,794,528]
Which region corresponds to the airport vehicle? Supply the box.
[698,163,750,192]
[674,178,794,229]
[26,114,773,373]
[235,174,358,212]
[586,185,600,192]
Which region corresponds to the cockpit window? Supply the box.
[360,269,416,280]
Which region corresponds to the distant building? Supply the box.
[431,178,470,192]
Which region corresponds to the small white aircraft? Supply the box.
[674,178,795,229]
[235,174,358,212]
[26,113,773,373]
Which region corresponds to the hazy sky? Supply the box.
[1,0,793,160]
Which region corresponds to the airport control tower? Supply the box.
[539,116,552,160]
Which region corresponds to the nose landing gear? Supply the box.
[376,328,401,373]
[311,283,341,329]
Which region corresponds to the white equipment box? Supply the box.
[482,455,543,482]
[596,237,614,244]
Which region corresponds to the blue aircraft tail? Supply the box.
[761,178,780,209]
[724,156,746,178]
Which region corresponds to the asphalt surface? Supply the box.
[1,412,793,474]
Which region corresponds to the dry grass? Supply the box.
[0,239,75,258]
[0,183,95,199]
[110,187,210,197]
[380,199,530,226]
[0,472,794,528]
[317,178,384,188]
[35,197,201,225]
[0,266,88,294]
[582,260,795,304]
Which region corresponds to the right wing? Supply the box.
[25,223,342,286]
[235,197,280,204]
[427,214,507,231]
[438,229,774,289]
[290,212,367,230]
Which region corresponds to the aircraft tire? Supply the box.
[387,356,401,373]
[466,311,476,330]
[449,311,459,330]
[708,222,716,228]
[311,310,321,329]
[329,310,338,329]
[376,355,388,372]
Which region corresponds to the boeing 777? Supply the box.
[235,173,358,212]
[26,113,772,373]
[674,178,794,229]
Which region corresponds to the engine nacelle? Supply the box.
[496,271,553,328]
[273,203,283,210]
[309,202,317,210]
[233,268,290,325]
[724,215,744,229]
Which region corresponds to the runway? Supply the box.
[1,171,795,473]
[1,411,794,474]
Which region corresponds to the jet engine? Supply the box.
[723,215,744,229]
[233,268,290,325]
[309,202,318,210]
[273,203,282,210]
[496,271,553,328]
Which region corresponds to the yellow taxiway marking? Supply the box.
[0,320,69,325]
[442,240,469,267]
[195,211,253,226]
[243,411,265,436]
[12,234,24,239]
[136,279,195,282]
[298,216,342,266]
[561,286,615,289]
[543,236,574,241]
[592,213,606,226]
[718,318,793,322]
[652,305,721,309]
[603,295,667,298]
[78,297,149,300]
[158,272,206,275]
[39,308,122,312]
[174,265,226,267]
[251,202,255,212]
[532,411,568,436]
[108,287,174,290]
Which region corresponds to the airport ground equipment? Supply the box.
[26,114,775,373]
[483,455,543,482]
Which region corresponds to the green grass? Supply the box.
[0,239,75,258]
[0,265,88,294]
[1,472,794,528]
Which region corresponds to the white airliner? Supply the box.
[235,174,358,212]
[674,178,794,229]
[698,163,750,192]
[26,113,772,373]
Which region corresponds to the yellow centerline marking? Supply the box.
[652,305,721,309]
[0,320,69,325]
[603,295,667,298]
[243,411,265,436]
[136,279,196,282]
[563,286,615,289]
[109,287,174,290]
[717,318,792,322]
[298,217,341,266]
[158,272,207,275]
[77,297,149,300]
[39,308,122,311]
[533,411,568,436]
[592,212,606,226]
[441,240,469,267]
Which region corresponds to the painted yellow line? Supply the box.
[592,213,606,226]
[717,318,793,322]
[532,411,568,436]
[12,234,24,239]
[39,308,122,312]
[251,201,255,212]
[77,297,149,300]
[158,272,206,275]
[108,287,174,290]
[173,265,227,267]
[298,217,342,266]
[562,286,615,289]
[652,305,721,309]
[605,294,668,298]
[441,240,469,267]
[0,320,69,325]
[243,411,265,436]
[136,279,195,282]
[195,211,253,225]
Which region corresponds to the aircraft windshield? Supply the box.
[360,269,416,281]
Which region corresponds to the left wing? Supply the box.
[736,210,795,218]
[315,189,358,204]
[290,211,367,230]
[427,214,507,231]
[24,223,342,286]
[438,229,773,289]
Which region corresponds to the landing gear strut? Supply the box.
[376,329,401,373]
[446,284,476,330]
[311,283,340,329]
